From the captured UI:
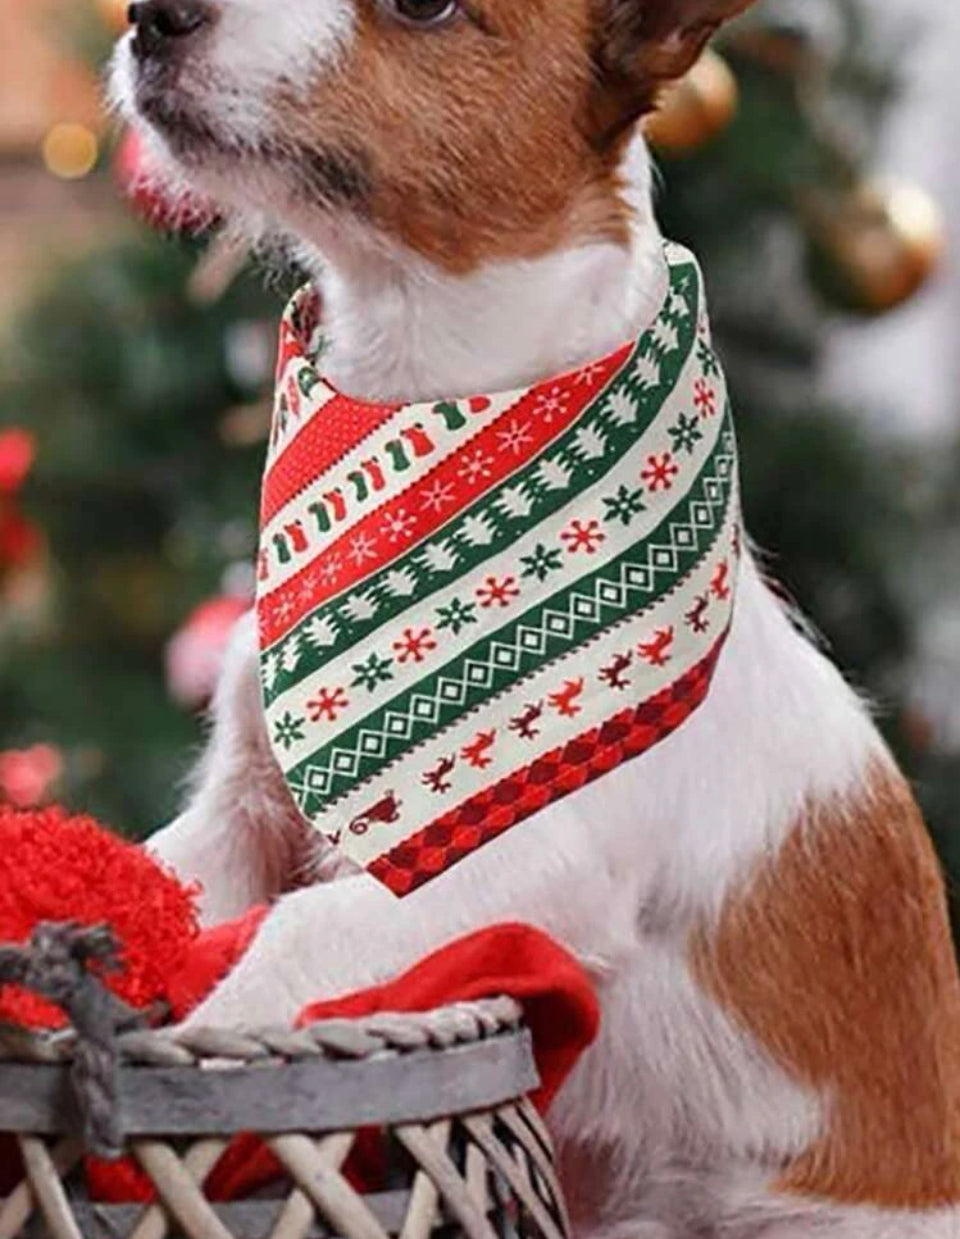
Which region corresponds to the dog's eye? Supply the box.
[382,0,460,27]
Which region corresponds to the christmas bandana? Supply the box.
[258,242,740,896]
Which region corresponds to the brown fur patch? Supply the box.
[273,0,631,272]
[691,766,960,1209]
[269,1,765,268]
[271,1,766,269]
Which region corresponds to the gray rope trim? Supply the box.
[0,996,524,1068]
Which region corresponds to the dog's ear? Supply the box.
[589,0,756,147]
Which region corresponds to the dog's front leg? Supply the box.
[182,801,630,1028]
[149,612,325,925]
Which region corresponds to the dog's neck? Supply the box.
[294,136,668,403]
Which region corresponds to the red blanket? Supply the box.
[86,917,598,1203]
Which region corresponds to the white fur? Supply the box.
[293,138,669,401]
[110,0,354,148]
[115,6,959,1234]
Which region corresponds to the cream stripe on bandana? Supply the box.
[258,242,741,896]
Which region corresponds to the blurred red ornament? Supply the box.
[113,128,217,233]
[165,594,250,709]
[0,745,63,809]
[0,429,33,493]
[0,429,42,574]
[0,509,40,570]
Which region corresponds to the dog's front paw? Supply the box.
[179,898,321,1031]
[181,954,304,1032]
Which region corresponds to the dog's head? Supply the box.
[113,0,755,271]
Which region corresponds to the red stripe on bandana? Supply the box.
[258,343,632,649]
[261,394,402,528]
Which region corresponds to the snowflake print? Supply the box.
[393,627,437,664]
[669,413,704,457]
[641,453,680,492]
[273,711,305,751]
[297,571,320,605]
[575,360,607,385]
[272,596,297,627]
[497,419,534,456]
[320,555,343,586]
[520,543,563,582]
[602,485,646,528]
[561,519,606,555]
[476,575,520,609]
[349,532,378,566]
[436,598,478,635]
[693,379,717,419]
[697,338,720,377]
[459,448,494,485]
[307,687,349,723]
[382,509,416,543]
[535,385,571,423]
[420,479,456,515]
[351,652,394,693]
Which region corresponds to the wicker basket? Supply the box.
[0,926,570,1239]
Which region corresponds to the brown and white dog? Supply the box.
[111,1,960,1234]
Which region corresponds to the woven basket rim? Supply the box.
[0,995,525,1068]
[0,1003,540,1139]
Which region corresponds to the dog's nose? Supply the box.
[128,1,212,60]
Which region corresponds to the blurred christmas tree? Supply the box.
[0,227,287,826]
[1,0,959,904]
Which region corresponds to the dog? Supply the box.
[111,1,960,1235]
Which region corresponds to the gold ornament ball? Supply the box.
[806,179,947,314]
[644,49,739,155]
[96,0,131,34]
[42,124,100,180]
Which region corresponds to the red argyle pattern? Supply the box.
[368,628,729,896]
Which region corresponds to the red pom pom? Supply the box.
[0,807,199,1028]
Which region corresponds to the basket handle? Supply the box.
[0,922,145,1159]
